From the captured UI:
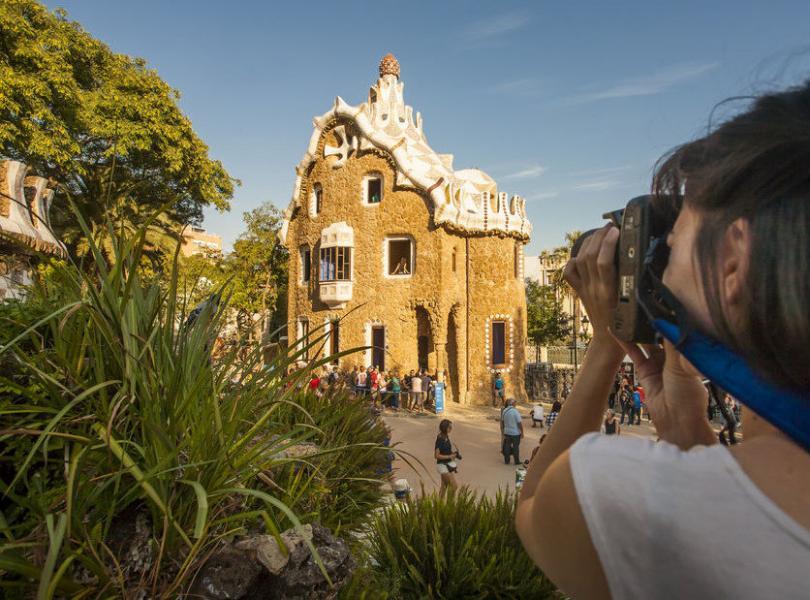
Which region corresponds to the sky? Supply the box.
[43,0,810,256]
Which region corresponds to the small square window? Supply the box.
[387,239,413,276]
[367,177,382,204]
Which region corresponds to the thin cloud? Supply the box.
[504,165,546,180]
[463,11,529,40]
[526,191,559,200]
[564,165,632,178]
[490,78,544,96]
[571,180,620,192]
[568,62,720,104]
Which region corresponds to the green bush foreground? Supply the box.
[343,488,559,600]
[0,221,390,597]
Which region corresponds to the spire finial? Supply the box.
[379,53,400,79]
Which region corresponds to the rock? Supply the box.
[192,523,353,599]
[190,546,263,599]
[235,525,314,575]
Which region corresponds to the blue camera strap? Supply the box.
[652,318,810,453]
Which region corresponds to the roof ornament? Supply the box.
[379,53,400,79]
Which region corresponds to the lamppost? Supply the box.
[571,313,590,372]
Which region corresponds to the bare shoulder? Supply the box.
[517,450,611,599]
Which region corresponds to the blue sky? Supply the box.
[44,1,810,256]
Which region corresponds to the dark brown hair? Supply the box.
[653,81,810,393]
[438,419,452,438]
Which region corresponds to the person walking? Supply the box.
[434,419,459,494]
[492,372,506,407]
[618,379,631,425]
[403,370,415,410]
[501,398,524,465]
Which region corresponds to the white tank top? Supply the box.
[570,433,810,599]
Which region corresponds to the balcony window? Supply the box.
[320,246,352,282]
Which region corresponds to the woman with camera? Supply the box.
[516,82,810,598]
[434,419,460,494]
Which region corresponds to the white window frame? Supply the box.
[383,236,415,279]
[362,172,384,206]
[485,314,515,373]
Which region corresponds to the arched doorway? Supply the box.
[447,310,460,403]
[415,306,431,371]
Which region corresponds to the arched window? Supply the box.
[362,172,383,205]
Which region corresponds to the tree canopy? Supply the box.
[0,0,235,254]
[525,279,569,350]
[179,202,288,341]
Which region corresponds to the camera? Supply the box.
[571,195,679,344]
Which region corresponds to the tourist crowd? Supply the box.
[294,363,443,413]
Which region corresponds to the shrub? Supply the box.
[343,488,558,599]
[270,392,392,535]
[0,221,390,596]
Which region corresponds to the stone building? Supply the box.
[1,160,66,300]
[279,55,532,405]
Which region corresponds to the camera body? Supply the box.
[572,195,677,344]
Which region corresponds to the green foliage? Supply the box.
[271,392,391,535]
[177,201,289,338]
[0,213,387,596]
[0,0,234,255]
[344,488,557,599]
[526,279,569,348]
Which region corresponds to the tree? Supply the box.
[0,1,235,256]
[177,202,289,343]
[226,203,289,339]
[525,279,569,360]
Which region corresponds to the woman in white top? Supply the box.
[517,81,810,599]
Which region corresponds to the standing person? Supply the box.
[631,386,642,425]
[501,398,524,465]
[618,379,631,425]
[531,403,545,428]
[546,400,561,430]
[404,370,415,410]
[421,370,433,409]
[603,409,620,435]
[410,370,424,412]
[376,370,388,407]
[493,372,506,407]
[434,419,459,494]
[356,367,368,398]
[389,370,401,410]
[518,84,810,599]
[351,365,360,395]
[308,371,321,393]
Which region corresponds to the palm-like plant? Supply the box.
[0,211,389,596]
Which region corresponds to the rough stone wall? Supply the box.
[466,235,527,404]
[285,120,528,405]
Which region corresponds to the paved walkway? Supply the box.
[384,402,657,497]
